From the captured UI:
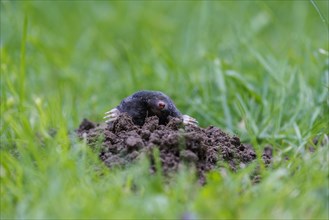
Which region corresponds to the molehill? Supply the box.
[77,113,271,184]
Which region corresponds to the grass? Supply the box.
[1,1,328,219]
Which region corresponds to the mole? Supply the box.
[104,90,198,126]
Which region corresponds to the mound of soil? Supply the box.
[77,114,262,184]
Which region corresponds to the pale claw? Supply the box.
[104,108,120,123]
[182,115,198,126]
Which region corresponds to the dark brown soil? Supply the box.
[77,114,263,184]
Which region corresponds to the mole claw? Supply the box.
[105,108,119,114]
[182,115,198,126]
[105,118,117,123]
[104,108,120,122]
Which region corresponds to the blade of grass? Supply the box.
[19,15,28,109]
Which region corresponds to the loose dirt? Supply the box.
[77,114,268,184]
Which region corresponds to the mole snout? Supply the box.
[104,90,198,126]
[158,101,166,110]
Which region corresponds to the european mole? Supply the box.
[104,90,198,126]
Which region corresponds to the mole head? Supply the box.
[146,94,170,117]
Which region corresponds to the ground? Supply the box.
[77,114,261,185]
[1,1,328,219]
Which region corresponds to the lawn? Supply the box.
[1,1,328,219]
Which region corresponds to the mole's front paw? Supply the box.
[182,115,198,126]
[104,108,120,123]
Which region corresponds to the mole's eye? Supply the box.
[158,101,166,110]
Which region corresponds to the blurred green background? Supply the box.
[1,1,328,219]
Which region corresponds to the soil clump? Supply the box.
[76,114,261,184]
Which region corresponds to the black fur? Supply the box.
[116,90,182,125]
